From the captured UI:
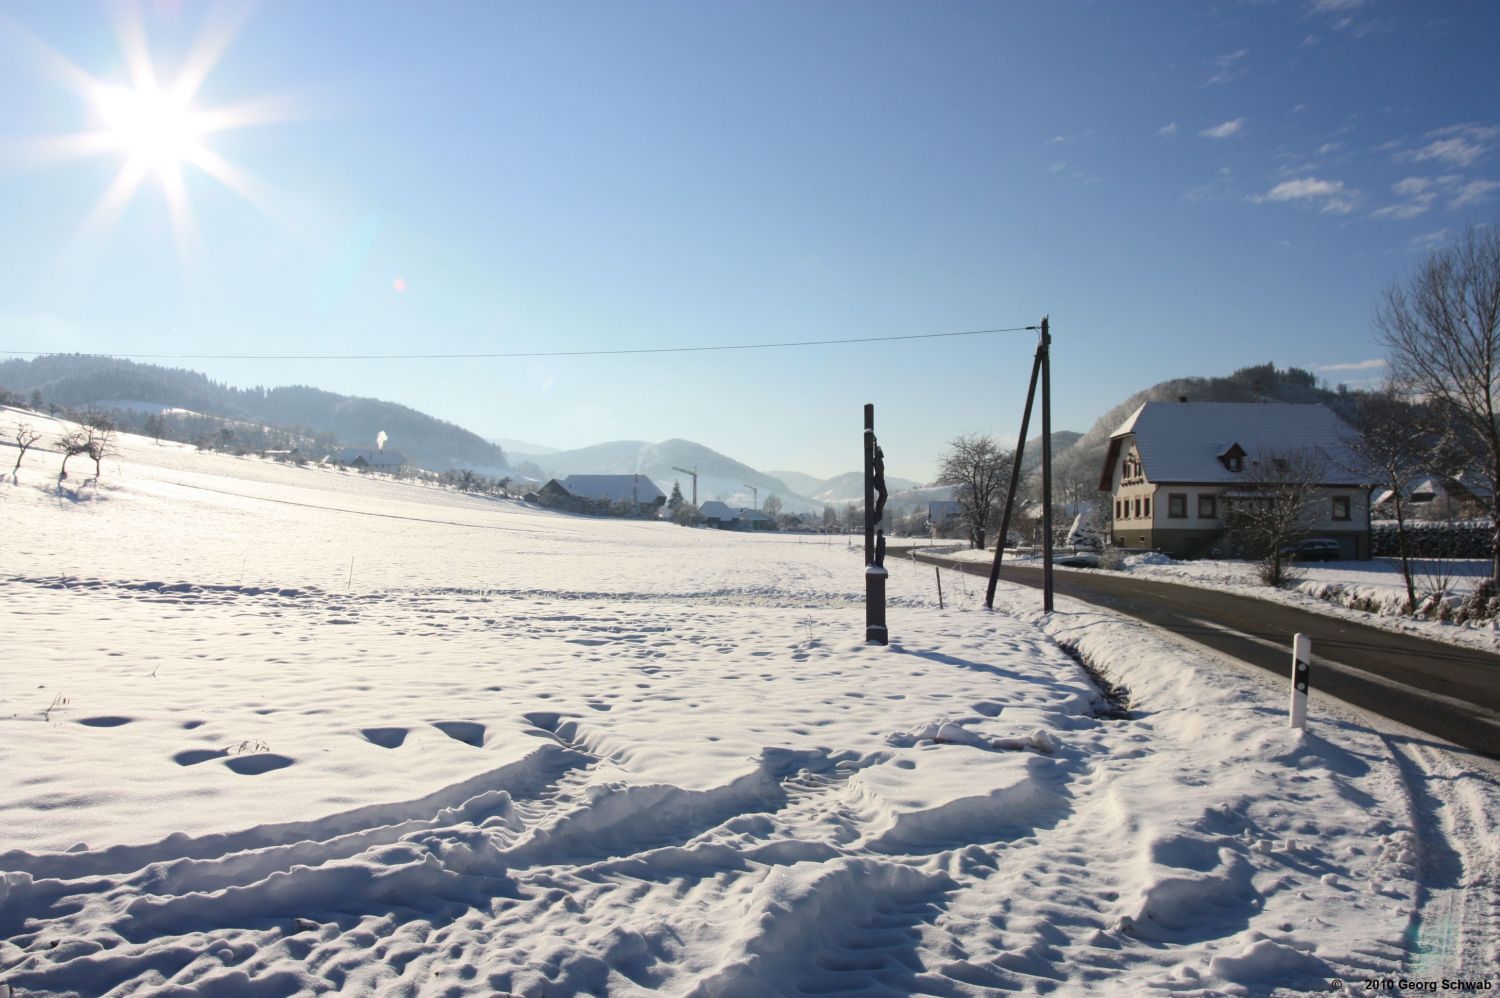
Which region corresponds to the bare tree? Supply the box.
[1376,223,1500,578]
[57,409,117,480]
[935,432,1012,550]
[763,493,783,518]
[11,420,41,478]
[1342,389,1432,612]
[58,427,91,479]
[1224,448,1326,586]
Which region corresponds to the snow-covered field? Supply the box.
[944,545,1500,652]
[3,411,1498,995]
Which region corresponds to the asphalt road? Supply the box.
[902,547,1500,760]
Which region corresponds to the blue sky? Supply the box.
[1,1,1497,481]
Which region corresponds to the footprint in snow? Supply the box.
[223,753,295,775]
[359,726,409,749]
[432,720,486,747]
[173,748,229,767]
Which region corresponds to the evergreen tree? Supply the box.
[669,480,685,512]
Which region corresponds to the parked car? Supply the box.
[1279,538,1342,562]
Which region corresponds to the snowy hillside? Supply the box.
[1,406,1496,995]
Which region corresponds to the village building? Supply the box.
[698,500,738,528]
[1099,401,1372,560]
[697,500,776,530]
[536,474,666,517]
[331,447,405,471]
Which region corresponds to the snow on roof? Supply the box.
[1108,402,1365,485]
[560,474,666,503]
[698,500,737,519]
[334,447,404,466]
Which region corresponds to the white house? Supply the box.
[1098,401,1372,559]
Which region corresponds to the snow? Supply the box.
[1108,401,1365,485]
[2,408,1498,994]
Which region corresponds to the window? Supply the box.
[1227,455,1243,472]
[1143,496,1151,518]
[1198,494,1217,519]
[1167,494,1187,518]
[1133,497,1141,518]
[1116,498,1125,520]
[1332,495,1351,521]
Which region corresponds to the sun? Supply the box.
[94,82,203,173]
[10,5,290,240]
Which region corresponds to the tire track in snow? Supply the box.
[1384,736,1500,977]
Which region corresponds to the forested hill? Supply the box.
[0,355,509,473]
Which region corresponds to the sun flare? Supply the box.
[13,6,289,240]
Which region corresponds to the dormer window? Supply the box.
[1219,443,1247,473]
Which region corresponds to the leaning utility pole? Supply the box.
[985,316,1054,614]
[671,466,698,505]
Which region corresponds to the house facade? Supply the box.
[1099,401,1372,560]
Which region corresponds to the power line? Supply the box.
[0,325,1039,362]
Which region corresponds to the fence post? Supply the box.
[935,566,944,609]
[1289,633,1311,728]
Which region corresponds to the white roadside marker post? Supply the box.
[1289,633,1311,729]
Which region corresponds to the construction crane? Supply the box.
[671,466,698,506]
[743,483,758,510]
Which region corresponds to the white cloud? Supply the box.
[1410,229,1449,249]
[1452,179,1500,207]
[1410,136,1486,167]
[1309,0,1369,11]
[1208,50,1248,85]
[1371,200,1433,220]
[1392,177,1432,196]
[1317,142,1341,156]
[1048,161,1067,175]
[1312,358,1386,372]
[1200,118,1246,139]
[1157,121,1178,137]
[1261,177,1345,200]
[1256,177,1357,214]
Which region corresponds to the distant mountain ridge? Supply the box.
[0,355,510,474]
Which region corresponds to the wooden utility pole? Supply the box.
[1040,316,1054,613]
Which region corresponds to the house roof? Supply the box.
[559,474,666,503]
[1100,402,1367,489]
[699,500,737,519]
[334,447,404,466]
